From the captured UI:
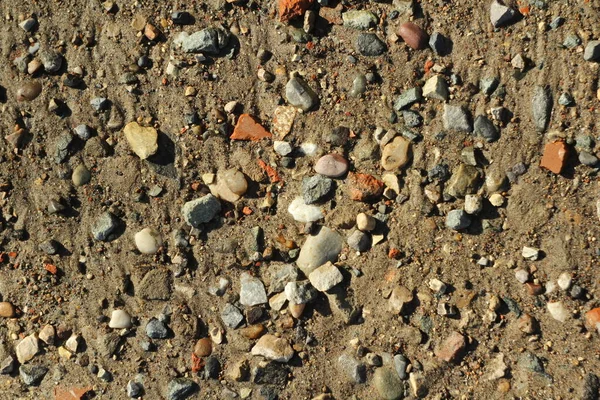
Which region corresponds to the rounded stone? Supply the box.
[373,366,404,400]
[134,228,163,254]
[445,210,471,230]
[17,82,42,102]
[193,338,213,357]
[0,302,16,317]
[398,22,428,50]
[356,213,376,231]
[315,154,349,178]
[108,310,132,329]
[72,164,91,187]
[381,136,411,171]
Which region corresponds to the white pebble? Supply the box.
[489,193,504,207]
[299,142,318,156]
[464,194,483,215]
[515,269,529,283]
[287,197,323,222]
[274,141,293,156]
[557,272,572,290]
[522,246,540,261]
[428,278,447,294]
[356,213,376,231]
[109,310,132,329]
[135,228,163,254]
[547,301,569,322]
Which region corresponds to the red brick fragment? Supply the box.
[540,141,568,174]
[279,0,314,23]
[347,172,384,202]
[230,114,272,141]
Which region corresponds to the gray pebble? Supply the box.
[347,230,370,252]
[221,303,244,329]
[285,76,319,111]
[302,175,333,204]
[490,0,516,27]
[91,212,119,241]
[394,87,422,111]
[90,97,109,112]
[474,115,499,142]
[146,318,168,339]
[429,31,452,56]
[338,353,366,383]
[19,18,37,32]
[182,28,229,54]
[446,210,471,230]
[584,40,600,62]
[356,33,387,56]
[39,239,59,255]
[74,124,93,140]
[349,74,367,97]
[532,86,552,132]
[402,110,422,128]
[127,380,144,398]
[393,354,409,380]
[563,33,581,49]
[40,51,63,73]
[443,104,472,133]
[480,76,499,96]
[181,194,221,228]
[285,281,317,304]
[558,92,574,106]
[167,378,197,400]
[579,151,598,167]
[19,365,48,386]
[549,16,564,30]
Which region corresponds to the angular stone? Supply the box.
[221,303,244,329]
[446,164,480,198]
[373,367,404,400]
[230,114,272,141]
[109,309,132,329]
[443,104,472,133]
[284,281,317,304]
[267,263,299,294]
[347,230,370,252]
[272,106,297,138]
[490,0,516,28]
[381,136,411,171]
[251,334,294,362]
[308,262,343,292]
[239,273,268,307]
[123,122,158,160]
[473,115,499,142]
[423,75,449,101]
[182,28,229,54]
[429,31,452,56]
[297,226,343,275]
[435,331,466,363]
[181,195,221,227]
[167,378,197,400]
[16,334,39,364]
[279,0,313,23]
[338,353,366,383]
[287,196,323,223]
[146,318,168,339]
[342,10,377,30]
[388,286,413,314]
[540,141,568,174]
[356,33,387,56]
[445,210,471,230]
[532,86,552,133]
[285,77,319,111]
[393,87,422,111]
[20,365,48,386]
[302,175,333,204]
[584,40,600,62]
[347,172,384,201]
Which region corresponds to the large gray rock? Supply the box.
[443,104,472,133]
[181,195,221,227]
[182,28,229,54]
[297,226,343,275]
[532,86,552,132]
[285,77,319,111]
[490,0,516,28]
[584,40,600,62]
[356,33,387,56]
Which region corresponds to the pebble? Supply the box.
[347,172,384,201]
[134,228,163,254]
[435,331,466,363]
[167,378,197,400]
[490,0,516,27]
[302,175,333,204]
[40,51,63,73]
[388,286,413,314]
[274,141,293,156]
[443,104,472,133]
[90,97,109,112]
[284,281,317,304]
[446,209,471,230]
[65,335,81,353]
[558,92,574,106]
[17,81,42,102]
[221,303,244,329]
[394,87,422,111]
[19,18,37,32]
[356,33,387,56]
[489,193,504,207]
[308,262,343,292]
[347,230,370,252]
[423,75,449,101]
[480,76,499,96]
[181,194,222,227]
[547,301,569,322]
[15,334,39,364]
[91,212,119,241]
[532,86,552,133]
[209,169,249,202]
[540,141,568,174]
[171,11,192,25]
[579,151,598,167]
[251,334,294,363]
[393,354,409,380]
[181,27,229,54]
[146,318,168,339]
[314,154,349,178]
[584,308,600,332]
[474,115,499,142]
[381,136,411,171]
[0,302,15,317]
[297,226,343,275]
[127,381,144,398]
[337,353,366,383]
[38,325,55,345]
[19,365,48,386]
[231,114,272,141]
[194,338,212,357]
[464,194,483,215]
[584,41,600,62]
[123,122,158,160]
[342,10,377,30]
[285,76,319,111]
[563,33,581,48]
[515,269,530,283]
[429,31,452,56]
[398,22,428,50]
[72,164,91,187]
[401,110,422,128]
[373,367,404,400]
[108,310,132,329]
[287,196,323,222]
[522,246,540,261]
[74,124,93,140]
[349,74,367,97]
[356,213,376,231]
[0,356,15,375]
[446,164,480,198]
[518,313,538,334]
[239,272,268,306]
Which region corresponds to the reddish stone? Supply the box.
[435,331,466,363]
[279,0,314,23]
[398,22,429,50]
[540,141,568,174]
[347,172,384,202]
[53,387,92,400]
[585,308,600,331]
[319,3,343,25]
[525,283,544,296]
[231,114,272,141]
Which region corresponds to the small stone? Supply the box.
[297,226,343,275]
[123,122,158,160]
[90,97,109,112]
[134,228,163,254]
[181,195,221,227]
[342,10,377,30]
[398,22,428,50]
[515,269,530,283]
[315,154,349,178]
[349,74,367,97]
[547,301,569,322]
[518,313,538,334]
[446,209,471,230]
[584,308,600,332]
[388,286,413,314]
[540,141,568,174]
[356,33,387,56]
[338,353,366,383]
[511,53,527,70]
[549,16,564,30]
[423,75,449,101]
[167,378,197,400]
[584,41,600,62]
[435,331,466,363]
[231,114,272,141]
[91,212,119,241]
[347,172,384,201]
[0,356,16,375]
[72,164,91,187]
[221,303,244,329]
[40,51,63,73]
[127,381,144,398]
[429,31,452,56]
[279,0,313,23]
[522,246,540,261]
[347,230,370,252]
[480,76,499,96]
[181,28,229,54]
[474,115,499,142]
[251,334,294,363]
[464,194,483,215]
[490,0,516,27]
[146,318,168,339]
[171,11,192,25]
[17,81,42,102]
[284,281,317,304]
[394,87,422,111]
[109,310,132,329]
[194,338,212,357]
[581,374,600,400]
[393,354,409,380]
[532,86,552,133]
[240,273,268,307]
[446,164,480,198]
[579,151,598,166]
[443,104,472,133]
[16,334,39,364]
[144,23,160,41]
[489,193,504,207]
[20,365,48,386]
[308,262,343,292]
[74,124,93,140]
[38,325,55,345]
[287,196,323,223]
[65,334,81,353]
[356,213,376,231]
[272,106,296,138]
[302,175,333,204]
[19,18,37,32]
[0,302,15,317]
[381,136,411,171]
[373,367,404,400]
[274,141,292,156]
[285,77,319,111]
[402,110,422,128]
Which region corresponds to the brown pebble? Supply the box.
[144,23,160,41]
[0,302,15,317]
[540,141,568,174]
[17,81,42,102]
[517,313,538,334]
[240,324,266,339]
[525,282,544,296]
[435,331,466,363]
[397,22,429,50]
[193,337,212,357]
[289,303,305,318]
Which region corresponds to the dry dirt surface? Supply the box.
[0,0,600,399]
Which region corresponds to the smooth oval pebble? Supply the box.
[314,154,349,178]
[0,301,15,317]
[398,22,429,50]
[72,164,91,187]
[221,169,248,196]
[108,309,132,329]
[134,227,163,254]
[17,81,42,102]
[193,337,212,357]
[240,324,266,339]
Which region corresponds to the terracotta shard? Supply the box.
[279,0,314,23]
[540,141,568,174]
[231,114,272,141]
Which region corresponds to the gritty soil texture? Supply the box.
[1,0,600,399]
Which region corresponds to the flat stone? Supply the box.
[532,86,552,132]
[446,164,480,198]
[381,136,411,171]
[146,318,168,339]
[297,226,343,275]
[342,10,377,30]
[182,27,229,54]
[16,334,39,364]
[20,365,48,386]
[302,175,333,204]
[394,87,422,111]
[285,77,319,111]
[540,141,568,174]
[584,40,600,62]
[356,33,387,56]
[315,154,349,178]
[109,309,132,329]
[181,195,221,227]
[251,334,294,363]
[272,106,297,138]
[435,331,466,363]
[308,262,343,292]
[423,75,449,101]
[124,122,158,160]
[90,97,109,111]
[221,303,244,329]
[446,210,471,230]
[338,353,366,383]
[373,367,404,400]
[490,0,516,27]
[167,378,198,400]
[91,212,119,241]
[443,104,472,133]
[240,273,268,307]
[230,114,272,141]
[388,286,413,314]
[473,115,499,142]
[287,196,323,222]
[137,268,172,300]
[284,281,317,304]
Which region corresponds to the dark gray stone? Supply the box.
[532,86,552,132]
[394,87,422,111]
[39,239,59,255]
[563,34,581,49]
[182,28,229,54]
[302,175,333,204]
[473,115,499,142]
[55,132,74,164]
[167,378,198,400]
[429,32,452,56]
[19,365,48,386]
[393,354,409,380]
[480,76,499,96]
[584,41,600,62]
[127,380,144,398]
[146,318,168,339]
[91,212,119,241]
[356,33,387,56]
